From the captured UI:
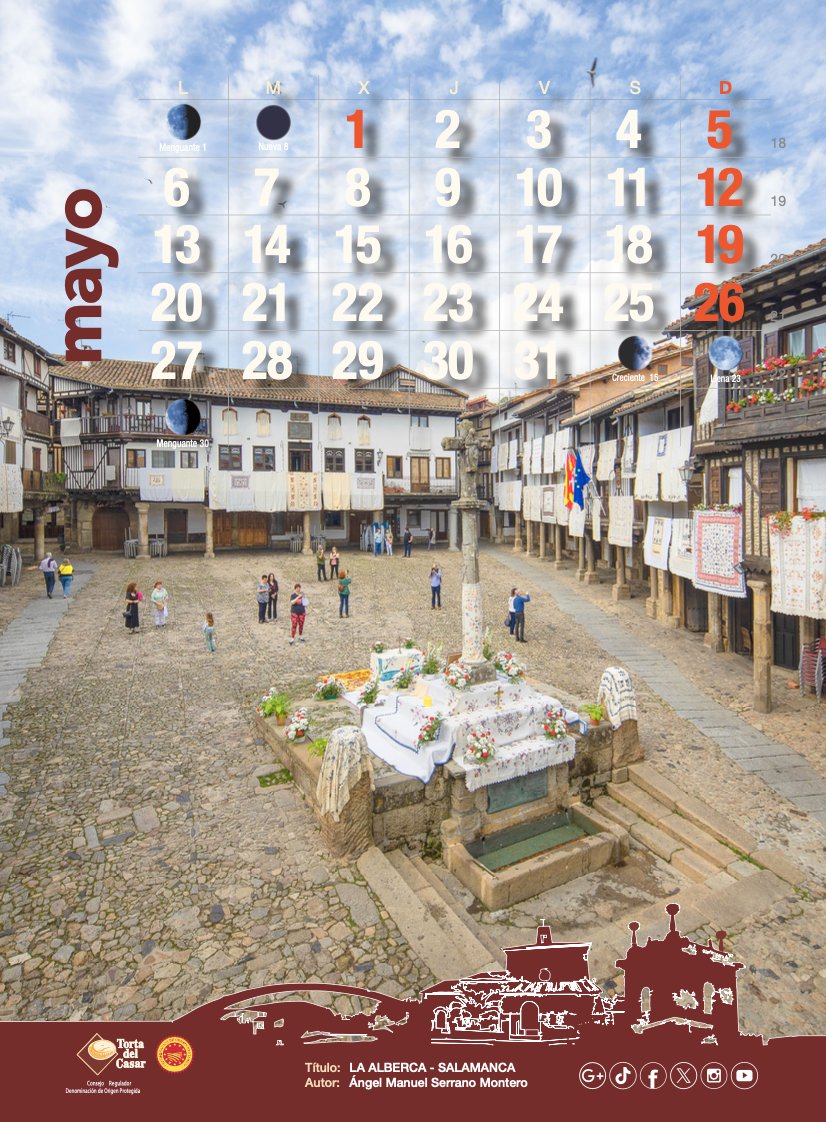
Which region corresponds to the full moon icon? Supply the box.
[618,335,653,371]
[165,399,201,435]
[257,105,291,140]
[709,335,743,371]
[167,104,201,140]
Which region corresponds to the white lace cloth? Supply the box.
[597,667,638,730]
[316,725,374,821]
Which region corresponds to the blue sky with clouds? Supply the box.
[1,0,824,396]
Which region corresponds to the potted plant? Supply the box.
[257,689,290,725]
[465,728,496,764]
[359,677,380,705]
[542,707,568,739]
[313,675,344,700]
[417,716,442,747]
[286,708,309,741]
[394,666,417,690]
[420,642,445,677]
[580,702,605,727]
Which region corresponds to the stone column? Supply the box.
[659,569,678,627]
[645,563,659,617]
[553,524,564,569]
[749,579,773,714]
[448,505,459,551]
[538,520,546,560]
[302,511,313,555]
[457,499,494,683]
[577,536,586,581]
[613,546,630,600]
[584,533,599,584]
[513,513,523,552]
[136,502,150,559]
[525,519,533,556]
[704,592,724,652]
[33,509,46,563]
[204,506,214,558]
[493,505,503,543]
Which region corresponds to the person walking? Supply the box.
[267,572,279,620]
[402,527,412,558]
[506,587,517,635]
[316,546,327,581]
[428,527,436,550]
[203,612,216,653]
[256,574,269,623]
[124,581,141,633]
[289,583,307,643]
[57,558,74,598]
[337,569,351,618]
[512,589,531,642]
[329,547,340,580]
[150,580,169,627]
[39,552,57,598]
[430,562,442,609]
[385,528,394,556]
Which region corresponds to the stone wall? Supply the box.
[372,769,451,849]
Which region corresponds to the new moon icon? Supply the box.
[618,335,652,371]
[167,104,201,140]
[257,105,291,141]
[165,399,201,436]
[709,335,743,371]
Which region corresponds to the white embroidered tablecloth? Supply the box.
[457,734,576,792]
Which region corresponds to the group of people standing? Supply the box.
[123,579,217,653]
[506,587,531,642]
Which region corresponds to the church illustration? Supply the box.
[421,903,744,1046]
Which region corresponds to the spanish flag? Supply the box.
[565,449,592,510]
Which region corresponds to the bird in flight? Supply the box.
[277,200,287,208]
[587,58,598,86]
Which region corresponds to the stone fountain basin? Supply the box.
[444,804,630,909]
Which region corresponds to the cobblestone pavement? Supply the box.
[1,545,824,1036]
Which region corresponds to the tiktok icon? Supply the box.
[609,1062,637,1089]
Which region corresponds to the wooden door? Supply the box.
[165,509,188,544]
[772,611,799,669]
[238,512,268,547]
[92,507,130,550]
[410,456,430,493]
[214,511,232,548]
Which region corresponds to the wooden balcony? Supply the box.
[81,413,209,437]
[23,409,51,437]
[718,356,826,441]
[22,469,66,494]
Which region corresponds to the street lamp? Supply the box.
[0,417,13,439]
[678,460,695,484]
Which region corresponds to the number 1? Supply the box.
[347,109,364,149]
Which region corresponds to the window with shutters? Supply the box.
[180,450,198,468]
[762,331,780,362]
[739,336,755,372]
[695,355,711,404]
[355,449,374,473]
[782,318,826,356]
[327,414,342,440]
[219,445,242,471]
[356,416,371,445]
[725,466,743,506]
[708,464,722,506]
[3,340,15,362]
[385,455,403,478]
[796,458,826,510]
[151,449,175,469]
[435,456,452,478]
[255,410,271,436]
[221,407,238,435]
[759,458,782,517]
[126,449,146,469]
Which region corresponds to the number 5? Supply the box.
[707,110,732,150]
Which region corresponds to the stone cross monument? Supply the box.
[442,420,495,683]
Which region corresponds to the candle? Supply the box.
[423,695,432,707]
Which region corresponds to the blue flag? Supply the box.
[572,450,591,509]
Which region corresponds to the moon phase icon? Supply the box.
[165,399,201,436]
[618,336,653,371]
[167,104,201,140]
[257,105,291,140]
[709,335,743,371]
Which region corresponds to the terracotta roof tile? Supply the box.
[55,360,467,414]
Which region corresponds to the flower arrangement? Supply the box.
[465,728,496,763]
[359,677,380,705]
[285,707,309,740]
[371,641,385,653]
[256,688,289,720]
[694,503,742,513]
[445,659,473,690]
[307,737,327,758]
[494,651,525,679]
[768,508,826,533]
[543,707,568,739]
[724,348,826,413]
[394,666,417,689]
[417,716,442,746]
[313,675,345,700]
[402,637,416,649]
[420,642,445,676]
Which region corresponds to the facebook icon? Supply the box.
[641,1062,666,1090]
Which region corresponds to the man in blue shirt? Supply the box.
[512,590,531,642]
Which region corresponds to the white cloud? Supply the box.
[380,8,438,59]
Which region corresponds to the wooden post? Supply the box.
[513,513,523,551]
[525,518,533,555]
[204,506,214,558]
[704,592,724,652]
[748,579,773,714]
[538,520,546,560]
[33,509,46,563]
[553,524,564,569]
[613,546,630,600]
[576,535,586,581]
[583,533,599,583]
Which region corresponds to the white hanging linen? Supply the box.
[322,473,352,511]
[595,439,617,481]
[543,432,556,474]
[531,436,543,475]
[350,473,383,510]
[554,428,571,472]
[644,514,672,571]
